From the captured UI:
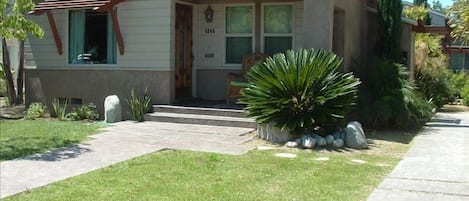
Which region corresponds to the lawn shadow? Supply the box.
[425,112,469,128]
[366,130,418,145]
[24,144,91,161]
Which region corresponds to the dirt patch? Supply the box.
[440,104,469,113]
[246,130,414,158]
[0,104,25,119]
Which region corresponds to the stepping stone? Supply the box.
[275,153,297,158]
[315,157,330,161]
[256,146,277,151]
[351,159,367,164]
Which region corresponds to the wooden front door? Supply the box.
[175,4,193,98]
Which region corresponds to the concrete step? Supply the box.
[153,105,246,118]
[144,112,257,128]
[104,121,254,136]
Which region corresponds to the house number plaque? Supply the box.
[204,28,215,34]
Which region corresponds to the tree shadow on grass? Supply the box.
[0,136,90,161]
[23,144,91,161]
[366,130,419,145]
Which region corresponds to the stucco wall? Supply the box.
[193,1,304,100]
[25,69,173,118]
[333,0,367,71]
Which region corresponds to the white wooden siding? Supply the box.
[27,0,173,70]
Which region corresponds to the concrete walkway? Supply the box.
[368,112,469,201]
[0,121,254,198]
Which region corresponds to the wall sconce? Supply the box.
[205,5,214,23]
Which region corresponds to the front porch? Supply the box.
[175,0,366,101]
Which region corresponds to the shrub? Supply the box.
[68,103,99,121]
[126,89,151,122]
[238,49,361,136]
[451,71,469,98]
[462,83,469,106]
[0,64,6,97]
[25,102,46,120]
[415,68,455,108]
[401,70,435,126]
[356,58,434,129]
[51,98,68,121]
[412,33,454,108]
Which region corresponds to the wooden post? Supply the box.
[47,11,63,55]
[111,8,125,55]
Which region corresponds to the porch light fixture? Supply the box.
[205,5,214,23]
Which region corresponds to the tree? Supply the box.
[431,0,444,13]
[376,0,403,62]
[414,0,432,24]
[1,0,43,104]
[447,0,469,45]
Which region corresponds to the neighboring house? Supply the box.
[403,1,469,72]
[25,0,393,115]
[428,9,469,71]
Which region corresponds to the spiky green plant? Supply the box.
[126,88,151,122]
[52,98,68,121]
[238,49,360,135]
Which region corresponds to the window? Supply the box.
[465,53,469,70]
[69,10,116,64]
[450,53,464,70]
[225,6,254,64]
[262,4,293,56]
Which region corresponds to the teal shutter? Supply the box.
[69,10,85,64]
[107,14,117,64]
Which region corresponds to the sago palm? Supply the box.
[238,49,360,135]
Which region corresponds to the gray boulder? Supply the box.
[311,134,327,146]
[325,135,334,145]
[332,139,344,148]
[317,137,327,146]
[344,121,368,149]
[257,123,292,143]
[104,95,121,123]
[301,136,317,149]
[285,141,298,148]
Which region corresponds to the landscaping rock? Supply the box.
[104,95,121,123]
[325,135,334,144]
[285,141,298,148]
[275,153,297,158]
[258,123,292,143]
[317,137,327,146]
[344,121,368,149]
[332,139,344,148]
[310,134,327,146]
[295,138,303,145]
[301,136,316,149]
[332,129,345,140]
[315,157,329,161]
[351,159,367,164]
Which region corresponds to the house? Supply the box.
[403,1,468,72]
[25,0,377,116]
[426,8,469,71]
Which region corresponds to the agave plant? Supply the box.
[238,49,361,135]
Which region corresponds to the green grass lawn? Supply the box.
[4,132,412,201]
[0,120,102,161]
